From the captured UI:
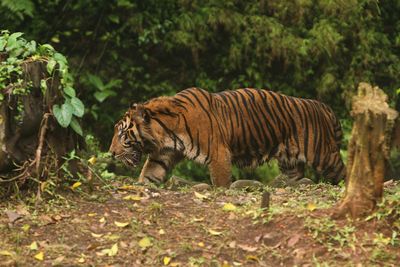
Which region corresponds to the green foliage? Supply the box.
[0,31,84,135]
[1,0,400,181]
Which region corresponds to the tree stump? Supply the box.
[334,83,398,218]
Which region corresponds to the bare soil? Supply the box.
[0,181,399,266]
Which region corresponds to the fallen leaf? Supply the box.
[78,257,85,263]
[246,255,259,262]
[198,242,205,247]
[21,224,30,232]
[91,232,103,238]
[222,261,231,267]
[71,182,82,190]
[0,250,13,257]
[30,241,38,250]
[5,210,23,223]
[105,234,120,241]
[52,256,65,265]
[138,237,152,249]
[163,256,171,265]
[238,244,258,252]
[222,203,237,212]
[39,215,55,225]
[123,195,142,201]
[88,156,97,165]
[114,221,130,228]
[287,234,301,247]
[170,263,181,267]
[34,252,44,261]
[208,229,223,236]
[192,217,205,222]
[194,191,208,200]
[159,229,165,235]
[98,243,118,257]
[228,241,236,248]
[99,217,106,223]
[306,202,317,211]
[52,215,62,221]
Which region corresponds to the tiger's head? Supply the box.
[109,98,179,167]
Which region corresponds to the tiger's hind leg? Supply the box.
[316,151,346,185]
[138,151,183,184]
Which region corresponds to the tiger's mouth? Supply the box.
[116,149,143,168]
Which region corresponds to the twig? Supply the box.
[35,113,50,175]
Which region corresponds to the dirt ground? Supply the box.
[0,180,399,267]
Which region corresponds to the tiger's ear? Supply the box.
[136,104,151,123]
[130,102,138,109]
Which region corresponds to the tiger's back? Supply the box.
[175,88,345,184]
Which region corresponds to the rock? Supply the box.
[192,183,211,191]
[269,174,314,188]
[229,179,264,190]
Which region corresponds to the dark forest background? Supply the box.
[1,0,399,182]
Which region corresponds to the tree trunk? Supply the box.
[0,58,81,195]
[334,83,398,218]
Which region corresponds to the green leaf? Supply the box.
[87,74,104,90]
[9,32,23,40]
[64,86,76,97]
[53,102,73,128]
[47,59,56,74]
[94,90,116,103]
[70,97,84,117]
[40,79,47,95]
[0,39,6,51]
[70,117,83,136]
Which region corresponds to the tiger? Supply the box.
[109,87,346,187]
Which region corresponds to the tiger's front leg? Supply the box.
[138,151,182,184]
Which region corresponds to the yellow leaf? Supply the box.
[159,229,165,235]
[222,261,231,267]
[88,156,96,165]
[307,202,317,211]
[30,241,38,250]
[163,256,171,265]
[71,182,82,190]
[0,250,13,257]
[192,217,205,222]
[87,213,97,217]
[105,234,120,240]
[34,251,44,261]
[21,224,30,232]
[170,262,181,267]
[138,237,152,249]
[78,257,85,263]
[40,182,47,192]
[123,195,142,201]
[194,191,208,200]
[108,243,118,256]
[99,217,106,223]
[208,229,223,236]
[91,232,103,238]
[222,203,237,212]
[246,255,259,262]
[198,242,205,247]
[114,221,130,228]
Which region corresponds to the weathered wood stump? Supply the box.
[334,83,398,218]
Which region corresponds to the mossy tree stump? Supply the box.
[334,83,398,218]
